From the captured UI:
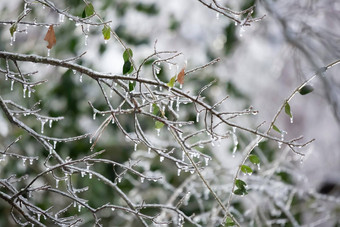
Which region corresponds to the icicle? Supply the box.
[89,137,92,144]
[190,170,195,174]
[28,190,32,198]
[104,39,108,44]
[109,89,113,98]
[232,127,238,156]
[290,116,294,124]
[24,3,28,14]
[149,104,153,113]
[196,112,200,122]
[216,13,220,20]
[49,119,53,128]
[86,23,90,32]
[204,157,209,166]
[89,173,92,179]
[111,117,115,124]
[176,96,180,112]
[84,35,88,46]
[22,158,27,166]
[49,146,53,154]
[257,163,261,170]
[40,118,48,134]
[147,147,151,154]
[177,169,181,176]
[93,112,96,120]
[156,128,160,136]
[29,158,34,165]
[81,171,85,177]
[10,80,14,91]
[10,36,14,46]
[25,24,28,34]
[37,214,41,221]
[239,26,245,37]
[134,143,137,151]
[73,201,77,207]
[111,208,115,211]
[23,84,27,98]
[27,86,31,98]
[179,84,183,89]
[53,141,57,149]
[117,177,122,183]
[160,156,164,162]
[79,75,83,83]
[47,49,50,57]
[72,69,76,74]
[140,177,144,183]
[59,14,65,23]
[55,179,59,188]
[159,86,162,91]
[78,204,82,212]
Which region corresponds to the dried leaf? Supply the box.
[44,25,56,49]
[177,67,185,85]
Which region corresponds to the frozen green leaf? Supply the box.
[123,48,133,62]
[167,76,176,88]
[273,124,281,133]
[234,188,248,196]
[225,217,235,226]
[235,179,246,189]
[123,60,133,75]
[299,84,314,95]
[152,104,160,115]
[10,24,17,37]
[84,3,94,17]
[155,121,164,129]
[249,154,260,165]
[284,102,292,118]
[241,165,253,175]
[102,25,111,40]
[129,81,136,91]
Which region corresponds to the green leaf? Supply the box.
[225,217,235,226]
[155,121,164,129]
[241,165,253,175]
[235,179,247,189]
[234,188,248,196]
[84,3,94,17]
[123,48,133,62]
[102,25,111,40]
[273,124,281,133]
[152,104,160,115]
[123,61,133,75]
[284,102,292,118]
[167,76,176,88]
[129,81,136,91]
[10,23,17,37]
[299,84,314,95]
[249,154,260,165]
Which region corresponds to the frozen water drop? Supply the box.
[196,112,200,122]
[216,13,220,20]
[111,208,115,211]
[79,75,83,83]
[147,147,151,154]
[109,89,113,98]
[59,14,65,23]
[160,156,164,162]
[117,177,122,183]
[89,173,92,179]
[257,163,261,170]
[93,112,96,120]
[290,116,294,124]
[156,129,160,136]
[22,158,27,166]
[78,204,82,212]
[84,35,88,46]
[177,169,181,176]
[204,157,209,166]
[134,143,137,151]
[72,69,76,74]
[104,39,108,44]
[29,159,34,165]
[23,84,27,98]
[299,156,304,164]
[47,49,50,57]
[53,141,57,149]
[140,177,144,183]
[55,179,59,188]
[49,119,53,128]
[179,84,183,89]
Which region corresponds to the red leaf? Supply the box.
[177,67,185,85]
[44,25,56,49]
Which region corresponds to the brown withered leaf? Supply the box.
[177,67,185,85]
[44,25,56,49]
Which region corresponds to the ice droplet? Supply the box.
[47,49,50,57]
[10,80,14,91]
[111,208,115,211]
[290,116,294,124]
[176,96,180,112]
[140,177,144,183]
[79,75,83,83]
[55,179,59,188]
[216,13,220,20]
[37,213,41,221]
[53,141,57,149]
[160,156,164,162]
[22,158,27,166]
[29,159,34,165]
[104,39,108,44]
[86,23,90,32]
[49,119,53,128]
[40,118,48,134]
[239,26,245,37]
[156,129,160,136]
[257,163,261,170]
[177,169,181,176]
[299,156,304,164]
[93,112,96,120]
[147,147,151,154]
[59,14,65,23]
[134,143,137,151]
[196,112,200,122]
[89,173,92,179]
[117,177,122,183]
[109,89,113,98]
[78,204,82,212]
